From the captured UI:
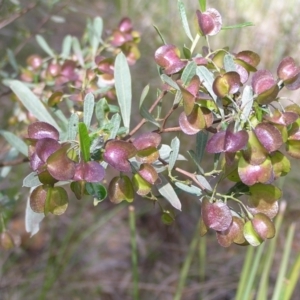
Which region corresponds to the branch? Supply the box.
[124,90,167,140]
[0,157,29,168]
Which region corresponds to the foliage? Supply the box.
[1,0,300,253]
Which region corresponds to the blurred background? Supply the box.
[0,0,300,299]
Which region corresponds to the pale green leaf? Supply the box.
[108,113,121,139]
[72,37,84,67]
[241,85,254,122]
[83,92,95,128]
[6,48,18,72]
[3,80,60,130]
[169,137,180,171]
[161,74,180,90]
[0,130,27,156]
[91,17,103,56]
[61,35,72,59]
[196,174,212,191]
[23,172,42,188]
[175,182,202,196]
[25,191,45,237]
[95,98,109,127]
[196,66,217,101]
[114,52,132,131]
[157,174,182,211]
[224,54,236,72]
[36,34,55,57]
[181,61,197,85]
[139,84,160,127]
[67,113,79,140]
[178,0,193,42]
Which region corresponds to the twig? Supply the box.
[124,90,167,139]
[0,2,38,30]
[0,157,29,168]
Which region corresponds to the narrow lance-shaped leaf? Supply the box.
[61,35,72,59]
[178,0,193,42]
[196,131,208,163]
[114,52,132,131]
[175,182,202,196]
[0,130,28,156]
[241,85,254,122]
[78,122,91,162]
[168,137,180,171]
[160,74,180,90]
[72,37,84,67]
[36,34,56,57]
[157,174,182,211]
[67,113,79,141]
[187,150,204,174]
[6,48,18,72]
[153,24,166,45]
[2,80,60,130]
[83,92,95,128]
[108,113,121,139]
[139,85,160,127]
[196,66,217,101]
[90,17,103,57]
[25,188,44,237]
[181,61,197,85]
[198,0,206,12]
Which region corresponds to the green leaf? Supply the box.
[153,24,166,44]
[175,182,202,196]
[223,54,236,72]
[3,80,60,130]
[36,34,56,57]
[173,90,183,106]
[85,182,107,206]
[61,35,72,59]
[181,61,197,86]
[196,174,212,191]
[187,150,204,174]
[25,192,44,237]
[114,52,132,131]
[72,37,84,67]
[196,131,208,163]
[243,220,263,246]
[78,122,91,162]
[6,48,18,72]
[161,74,180,90]
[198,0,206,12]
[83,92,95,128]
[241,85,254,122]
[139,84,159,127]
[95,98,110,127]
[178,0,193,42]
[157,174,182,211]
[169,137,180,171]
[222,22,254,30]
[90,17,103,57]
[108,113,121,139]
[0,130,27,156]
[67,113,79,141]
[23,172,42,188]
[196,66,217,101]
